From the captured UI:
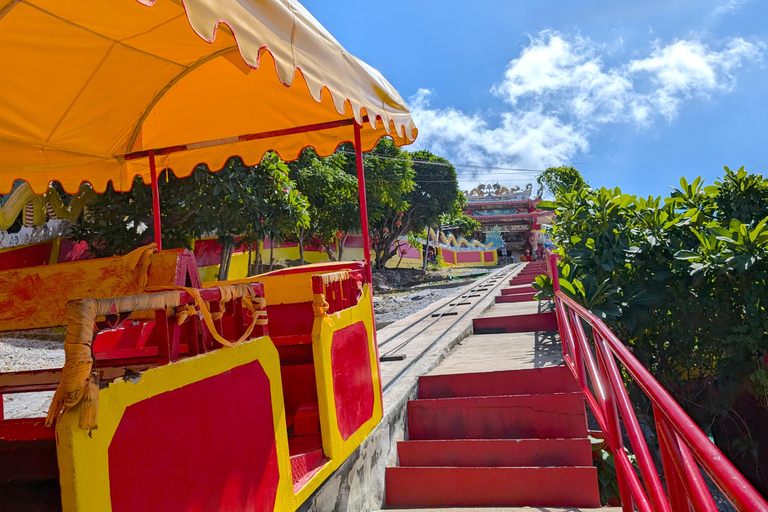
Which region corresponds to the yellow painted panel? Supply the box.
[56,336,295,512]
[296,283,382,505]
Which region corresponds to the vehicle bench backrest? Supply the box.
[227,262,364,340]
[0,247,201,332]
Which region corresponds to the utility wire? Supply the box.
[336,149,545,174]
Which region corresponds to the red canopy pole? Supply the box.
[148,150,163,251]
[353,122,372,282]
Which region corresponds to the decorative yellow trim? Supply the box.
[0,182,94,231]
[295,283,382,506]
[48,236,62,265]
[55,336,294,512]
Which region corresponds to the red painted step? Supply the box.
[290,447,327,489]
[473,311,558,333]
[385,466,601,508]
[407,393,588,440]
[509,277,535,286]
[418,367,580,399]
[496,292,537,303]
[397,438,593,467]
[501,286,534,295]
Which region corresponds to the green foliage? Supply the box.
[544,166,768,492]
[288,149,359,261]
[69,171,200,257]
[71,155,308,278]
[339,141,462,270]
[409,150,461,228]
[536,165,587,197]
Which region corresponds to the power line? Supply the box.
[336,149,545,174]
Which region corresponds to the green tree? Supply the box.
[538,166,768,494]
[341,138,415,269]
[234,154,309,274]
[289,149,359,263]
[70,155,308,280]
[536,165,587,197]
[69,171,200,258]
[440,191,480,238]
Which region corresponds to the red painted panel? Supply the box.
[0,418,54,441]
[280,363,318,428]
[483,251,494,261]
[330,321,374,440]
[0,242,52,271]
[108,360,279,512]
[456,251,481,263]
[343,235,364,248]
[267,302,314,338]
[442,250,455,264]
[58,239,90,262]
[192,238,223,267]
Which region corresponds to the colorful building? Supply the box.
[463,184,553,261]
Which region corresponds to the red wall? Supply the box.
[108,360,279,512]
[331,321,374,440]
[0,241,52,271]
[456,251,482,263]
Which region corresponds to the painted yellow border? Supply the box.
[293,283,382,506]
[55,336,294,512]
[54,281,382,511]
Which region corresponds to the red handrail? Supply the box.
[545,250,768,512]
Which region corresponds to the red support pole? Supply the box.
[149,150,163,251]
[353,123,372,282]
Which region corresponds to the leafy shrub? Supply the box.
[540,166,768,495]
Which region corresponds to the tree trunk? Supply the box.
[269,241,275,271]
[422,224,430,272]
[338,232,348,261]
[324,244,338,262]
[255,240,262,274]
[395,240,404,269]
[298,229,306,265]
[217,239,233,281]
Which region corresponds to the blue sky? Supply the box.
[301,0,767,196]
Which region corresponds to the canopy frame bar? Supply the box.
[141,117,374,280]
[123,116,368,161]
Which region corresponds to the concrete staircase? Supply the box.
[384,261,602,509]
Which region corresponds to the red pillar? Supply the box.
[353,123,373,282]
[149,150,163,251]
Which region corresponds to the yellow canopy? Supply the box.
[0,0,418,194]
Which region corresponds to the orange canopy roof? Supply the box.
[0,0,418,194]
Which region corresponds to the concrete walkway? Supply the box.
[429,296,561,376]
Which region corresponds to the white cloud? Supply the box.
[409,31,763,185]
[712,0,752,15]
[629,38,763,118]
[411,89,588,172]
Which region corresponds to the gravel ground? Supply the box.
[1,337,64,419]
[373,278,480,328]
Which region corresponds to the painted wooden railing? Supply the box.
[545,250,768,512]
[310,269,365,315]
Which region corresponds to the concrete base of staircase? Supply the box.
[384,262,603,510]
